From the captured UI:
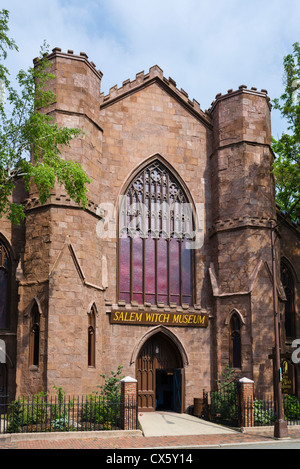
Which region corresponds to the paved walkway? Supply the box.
[1,412,300,449]
[138,411,237,437]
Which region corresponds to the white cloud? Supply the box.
[4,0,300,136]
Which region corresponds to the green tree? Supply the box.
[272,42,300,220]
[0,9,90,224]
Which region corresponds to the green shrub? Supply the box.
[211,366,238,422]
[7,391,48,433]
[253,399,275,426]
[81,366,124,428]
[80,394,117,427]
[95,365,124,401]
[284,395,300,419]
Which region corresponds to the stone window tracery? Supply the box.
[119,159,194,306]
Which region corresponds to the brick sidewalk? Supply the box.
[1,428,300,449]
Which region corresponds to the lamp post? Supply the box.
[271,221,288,439]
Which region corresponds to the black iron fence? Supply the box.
[202,385,300,428]
[253,395,300,426]
[202,380,240,427]
[0,394,137,434]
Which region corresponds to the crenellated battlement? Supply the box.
[37,47,104,81]
[99,64,212,126]
[34,48,273,129]
[209,84,272,112]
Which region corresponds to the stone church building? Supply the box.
[0,48,299,412]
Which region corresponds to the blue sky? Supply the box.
[4,0,300,137]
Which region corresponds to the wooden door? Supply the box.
[136,333,182,412]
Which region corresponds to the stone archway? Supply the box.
[136,331,184,413]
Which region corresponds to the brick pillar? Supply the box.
[120,377,138,430]
[239,377,254,428]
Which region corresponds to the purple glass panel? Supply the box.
[145,235,155,299]
[119,236,130,301]
[121,293,131,304]
[145,294,156,305]
[158,295,168,304]
[170,295,180,306]
[133,293,143,304]
[183,296,192,305]
[132,236,143,302]
[157,238,168,303]
[182,239,192,305]
[0,269,7,329]
[170,238,180,295]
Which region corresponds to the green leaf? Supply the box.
[272,42,300,220]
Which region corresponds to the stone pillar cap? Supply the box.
[239,377,254,384]
[121,376,138,383]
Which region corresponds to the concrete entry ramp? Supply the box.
[138,412,237,437]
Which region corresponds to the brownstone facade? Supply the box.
[0,49,299,412]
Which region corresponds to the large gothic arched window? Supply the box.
[0,243,9,329]
[118,159,195,307]
[281,261,296,340]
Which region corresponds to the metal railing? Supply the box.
[202,389,300,428]
[240,396,300,427]
[0,394,138,434]
[202,381,240,427]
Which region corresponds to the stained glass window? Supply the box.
[0,244,9,329]
[119,160,194,306]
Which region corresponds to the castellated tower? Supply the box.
[209,86,277,395]
[16,49,105,396]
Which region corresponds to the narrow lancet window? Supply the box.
[230,314,241,369]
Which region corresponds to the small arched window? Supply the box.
[0,242,9,329]
[88,306,96,367]
[29,303,40,367]
[281,261,296,340]
[230,314,242,369]
[118,159,195,306]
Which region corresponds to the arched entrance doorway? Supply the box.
[136,332,184,413]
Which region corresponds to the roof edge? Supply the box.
[99,65,212,129]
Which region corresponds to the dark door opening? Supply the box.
[156,368,183,412]
[156,370,174,410]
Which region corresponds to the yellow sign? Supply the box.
[110,309,209,328]
[281,360,295,395]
